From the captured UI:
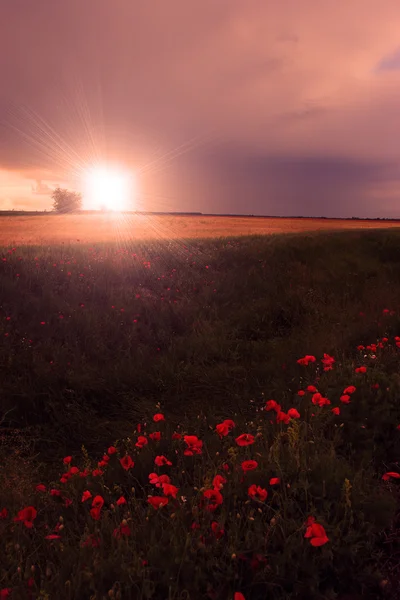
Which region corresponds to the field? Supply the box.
[1,224,400,599]
[1,213,400,245]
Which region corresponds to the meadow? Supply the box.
[1,223,400,599]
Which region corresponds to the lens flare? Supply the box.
[83,166,134,211]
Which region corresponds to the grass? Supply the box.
[1,228,400,599]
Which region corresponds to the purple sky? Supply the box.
[1,0,400,216]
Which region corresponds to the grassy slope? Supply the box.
[1,229,400,454]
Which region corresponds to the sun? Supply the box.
[83,166,134,211]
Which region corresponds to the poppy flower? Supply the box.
[113,521,131,538]
[355,366,367,373]
[203,489,223,511]
[116,496,127,506]
[153,413,165,422]
[36,484,46,492]
[92,495,104,509]
[235,433,255,446]
[297,390,306,396]
[81,490,92,502]
[135,436,148,448]
[382,472,400,481]
[63,456,72,465]
[297,355,316,366]
[269,477,280,485]
[306,385,318,393]
[241,460,258,473]
[304,521,329,546]
[172,432,182,440]
[234,593,246,600]
[288,408,300,419]
[211,521,224,539]
[216,419,235,437]
[50,489,61,497]
[45,534,61,540]
[107,446,117,455]
[248,484,268,502]
[148,496,169,509]
[331,407,340,415]
[340,394,351,404]
[184,435,203,455]
[162,483,179,498]
[265,400,280,412]
[149,432,161,441]
[213,474,227,490]
[14,506,37,528]
[90,506,102,520]
[155,455,172,466]
[120,455,134,471]
[343,386,356,395]
[0,508,8,519]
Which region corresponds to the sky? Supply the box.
[1,0,400,217]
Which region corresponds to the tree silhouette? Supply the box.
[52,187,83,213]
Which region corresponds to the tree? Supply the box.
[52,187,83,213]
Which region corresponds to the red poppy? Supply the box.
[108,446,117,455]
[287,408,300,419]
[203,488,223,511]
[234,593,246,600]
[297,390,306,396]
[216,419,235,437]
[276,411,290,424]
[148,496,169,509]
[116,496,127,506]
[113,521,131,538]
[340,394,351,404]
[155,455,172,466]
[81,490,92,502]
[149,431,161,441]
[120,455,134,471]
[235,433,255,446]
[63,456,72,465]
[90,506,102,520]
[331,407,340,415]
[50,489,61,497]
[343,386,356,395]
[135,436,148,448]
[0,589,11,599]
[70,466,79,475]
[45,534,61,540]
[265,400,281,412]
[36,484,46,492]
[92,495,104,509]
[382,472,400,481]
[0,508,8,519]
[92,468,103,477]
[304,520,329,546]
[306,385,318,393]
[153,413,165,422]
[184,435,203,455]
[172,432,182,440]
[14,506,37,528]
[248,484,268,502]
[212,474,227,490]
[211,521,224,539]
[241,460,258,473]
[297,355,316,366]
[162,483,179,498]
[269,477,280,485]
[355,366,367,373]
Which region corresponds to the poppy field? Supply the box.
[1,229,400,599]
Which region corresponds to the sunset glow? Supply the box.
[83,166,134,211]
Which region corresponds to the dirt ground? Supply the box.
[1,213,400,245]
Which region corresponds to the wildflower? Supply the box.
[0,589,11,599]
[81,490,92,502]
[14,506,37,528]
[0,508,8,519]
[306,385,318,393]
[241,460,258,473]
[304,519,329,546]
[235,433,255,446]
[148,496,169,509]
[149,473,170,487]
[120,455,134,471]
[172,432,182,440]
[331,407,340,415]
[203,489,223,511]
[92,468,103,477]
[234,593,246,600]
[269,477,280,485]
[213,474,227,490]
[108,446,117,455]
[265,400,280,412]
[92,495,104,509]
[248,484,268,502]
[36,484,46,492]
[340,394,351,404]
[297,355,316,366]
[162,483,179,498]
[135,436,148,448]
[63,456,72,465]
[297,390,306,396]
[382,472,400,481]
[70,466,79,475]
[216,419,236,437]
[153,413,165,422]
[343,386,356,395]
[287,408,300,419]
[276,411,290,424]
[355,366,367,373]
[113,521,131,538]
[90,507,102,520]
[116,496,127,506]
[45,534,61,540]
[149,431,161,441]
[183,435,203,455]
[50,489,61,497]
[211,521,224,539]
[155,455,172,466]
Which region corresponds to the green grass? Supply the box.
[1,230,400,599]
